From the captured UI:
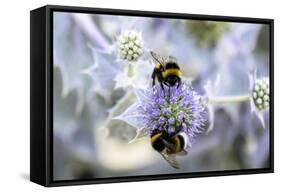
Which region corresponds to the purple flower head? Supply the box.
[138,83,207,141]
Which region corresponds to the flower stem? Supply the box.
[208,94,251,104]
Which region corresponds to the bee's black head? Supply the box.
[166,76,179,86]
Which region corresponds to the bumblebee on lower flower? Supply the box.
[151,130,190,169]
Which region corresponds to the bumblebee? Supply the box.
[150,51,182,89]
[150,130,189,169]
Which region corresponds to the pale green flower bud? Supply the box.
[252,78,270,111]
[117,30,144,61]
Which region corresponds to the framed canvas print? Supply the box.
[30,5,274,187]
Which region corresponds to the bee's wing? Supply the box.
[177,150,188,156]
[150,51,165,65]
[161,138,176,151]
[161,152,180,169]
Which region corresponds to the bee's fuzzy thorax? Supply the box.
[162,68,182,78]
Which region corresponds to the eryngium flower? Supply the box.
[252,78,270,111]
[138,83,207,140]
[117,30,144,61]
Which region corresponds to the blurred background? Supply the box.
[53,12,270,181]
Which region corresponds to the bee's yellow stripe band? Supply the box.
[173,136,182,153]
[151,132,163,144]
[162,69,182,78]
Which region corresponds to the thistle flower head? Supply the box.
[117,30,144,61]
[137,83,207,141]
[252,77,270,111]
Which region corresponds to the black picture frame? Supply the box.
[30,4,274,187]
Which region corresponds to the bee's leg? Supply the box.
[156,72,166,96]
[160,82,166,97]
[177,77,181,88]
[160,82,165,91]
[157,73,164,90]
[152,70,156,87]
[163,81,170,87]
[152,79,156,93]
[165,86,171,101]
